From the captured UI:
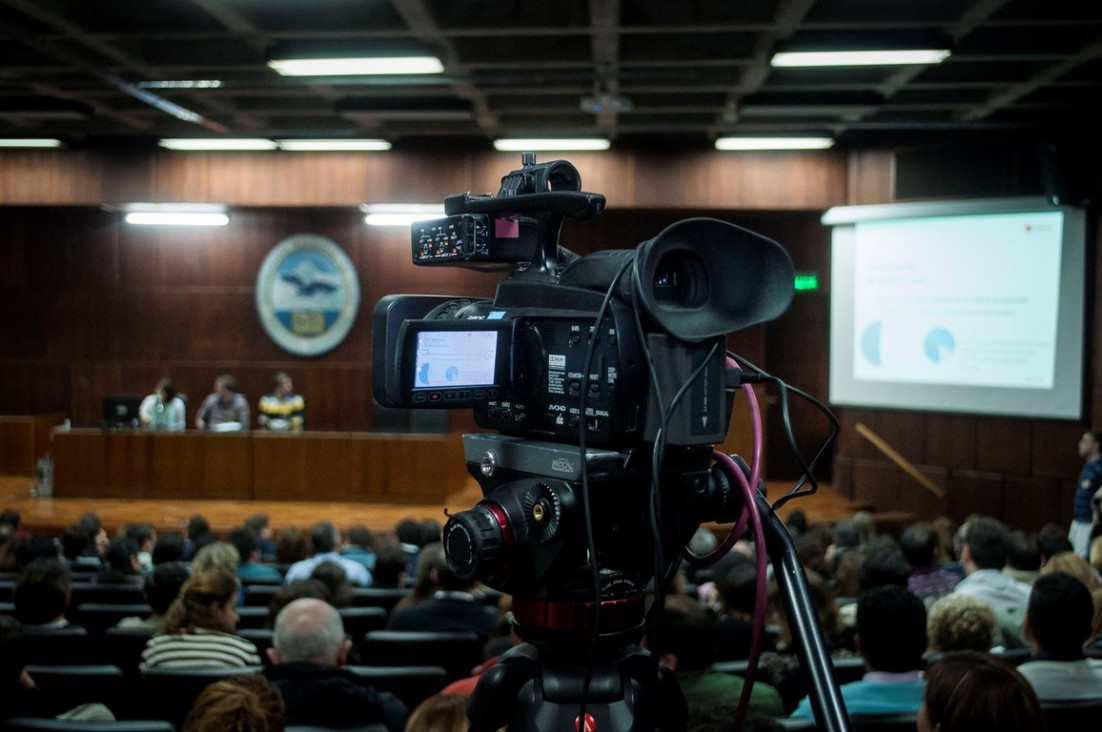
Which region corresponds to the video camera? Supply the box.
[371,155,811,732]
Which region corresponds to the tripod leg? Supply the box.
[757,493,852,732]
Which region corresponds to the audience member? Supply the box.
[926,593,997,654]
[1003,530,1041,586]
[139,378,186,432]
[394,541,447,610]
[195,374,250,431]
[15,535,61,570]
[191,540,241,576]
[264,597,407,731]
[386,542,500,640]
[184,514,215,561]
[309,560,355,607]
[929,516,958,568]
[284,521,371,586]
[60,524,100,571]
[140,570,260,669]
[901,522,960,607]
[919,651,1045,732]
[405,694,469,732]
[14,557,73,627]
[97,537,143,584]
[370,542,409,589]
[948,516,1030,648]
[230,528,284,583]
[784,509,808,538]
[265,579,329,628]
[125,523,157,572]
[652,594,784,717]
[790,585,927,718]
[275,526,311,566]
[119,561,191,632]
[857,537,909,591]
[1017,571,1102,700]
[151,531,186,565]
[341,524,376,570]
[182,673,285,732]
[712,555,759,661]
[1,508,26,542]
[245,514,278,560]
[1037,522,1074,567]
[257,372,304,432]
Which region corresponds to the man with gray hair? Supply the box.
[263,598,407,731]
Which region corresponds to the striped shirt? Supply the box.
[140,628,261,670]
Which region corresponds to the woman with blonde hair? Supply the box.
[926,594,996,653]
[140,569,260,669]
[192,540,241,575]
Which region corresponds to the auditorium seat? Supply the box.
[235,605,270,629]
[136,666,263,728]
[23,664,125,719]
[360,630,483,682]
[284,725,387,732]
[0,719,175,732]
[21,626,96,666]
[849,712,920,731]
[350,587,410,612]
[345,665,448,710]
[73,603,153,633]
[238,628,274,662]
[0,600,14,616]
[1041,698,1102,728]
[69,582,146,607]
[243,583,281,607]
[337,607,387,640]
[96,626,154,678]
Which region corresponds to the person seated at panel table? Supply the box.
[257,371,304,432]
[139,378,186,431]
[195,374,250,432]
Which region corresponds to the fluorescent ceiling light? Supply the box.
[493,138,610,152]
[362,204,445,227]
[771,49,950,67]
[268,57,444,76]
[158,138,277,151]
[123,203,229,227]
[137,80,223,89]
[277,139,392,151]
[0,138,63,148]
[715,137,834,151]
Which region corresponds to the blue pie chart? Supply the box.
[860,322,882,366]
[924,328,955,363]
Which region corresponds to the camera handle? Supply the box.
[757,491,852,732]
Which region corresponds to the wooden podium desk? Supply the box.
[52,429,468,503]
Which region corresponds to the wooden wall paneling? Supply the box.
[896,466,948,520]
[1030,422,1084,478]
[148,433,210,499]
[0,151,105,204]
[103,432,151,499]
[149,152,210,202]
[0,418,35,474]
[354,434,466,503]
[300,433,361,502]
[1002,475,1062,532]
[845,149,894,205]
[251,433,307,500]
[974,417,1032,475]
[1056,478,1078,527]
[850,459,902,511]
[297,367,372,432]
[52,431,108,496]
[199,434,253,500]
[946,470,1004,524]
[923,414,978,471]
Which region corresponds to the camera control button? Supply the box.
[412,393,427,403]
[587,383,600,397]
[428,392,443,402]
[568,381,581,396]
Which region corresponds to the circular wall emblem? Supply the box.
[256,234,360,357]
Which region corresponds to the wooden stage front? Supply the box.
[1,473,874,540]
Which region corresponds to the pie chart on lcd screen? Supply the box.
[860,321,882,366]
[924,327,955,363]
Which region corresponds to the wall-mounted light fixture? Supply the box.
[277,139,392,151]
[158,138,278,151]
[122,203,230,227]
[0,138,64,148]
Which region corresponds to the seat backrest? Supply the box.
[848,712,921,731]
[243,583,281,607]
[24,664,125,718]
[236,605,271,629]
[1041,699,1102,729]
[137,665,263,728]
[98,626,155,678]
[0,719,175,732]
[361,630,483,682]
[338,606,387,639]
[350,587,411,612]
[74,603,153,632]
[345,664,449,709]
[70,582,146,607]
[238,628,275,663]
[21,626,96,666]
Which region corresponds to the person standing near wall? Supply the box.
[1070,429,1102,557]
[257,372,304,432]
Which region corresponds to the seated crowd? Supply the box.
[3,505,1102,730]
